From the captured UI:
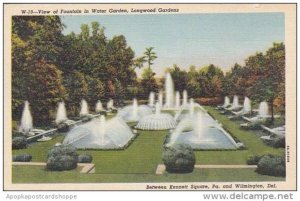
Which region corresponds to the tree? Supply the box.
[64,71,88,116]
[27,60,66,123]
[132,56,146,70]
[12,16,66,123]
[168,64,188,93]
[250,43,285,122]
[144,47,157,69]
[138,68,159,99]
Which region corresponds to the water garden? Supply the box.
[11,16,285,183]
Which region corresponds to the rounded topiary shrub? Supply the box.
[56,122,70,132]
[12,136,27,149]
[162,144,195,173]
[78,154,93,163]
[246,155,263,165]
[256,154,285,177]
[271,137,285,148]
[12,154,32,162]
[46,145,78,171]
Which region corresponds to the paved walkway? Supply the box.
[155,164,257,175]
[12,162,95,173]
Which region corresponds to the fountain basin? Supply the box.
[136,113,176,130]
[170,128,238,150]
[168,110,238,150]
[63,117,135,149]
[117,105,153,123]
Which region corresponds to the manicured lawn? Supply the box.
[12,165,284,183]
[13,130,167,174]
[12,106,285,183]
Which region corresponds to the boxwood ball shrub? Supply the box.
[13,154,32,162]
[12,136,27,149]
[256,154,285,177]
[56,122,70,132]
[46,145,78,171]
[78,154,93,163]
[162,144,195,173]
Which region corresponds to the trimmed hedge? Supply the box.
[270,137,285,148]
[12,136,27,149]
[46,145,78,171]
[13,154,32,162]
[162,144,195,173]
[246,155,263,165]
[78,154,93,163]
[256,155,285,177]
[196,97,223,106]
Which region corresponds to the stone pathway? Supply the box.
[12,162,95,173]
[155,164,257,175]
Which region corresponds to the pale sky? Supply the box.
[61,13,284,76]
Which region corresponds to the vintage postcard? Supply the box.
[3,3,296,191]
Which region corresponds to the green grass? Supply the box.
[12,107,285,183]
[12,165,284,183]
[13,130,167,174]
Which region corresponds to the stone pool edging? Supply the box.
[12,162,95,174]
[155,164,257,175]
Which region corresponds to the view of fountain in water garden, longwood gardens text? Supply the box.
[15,72,279,150]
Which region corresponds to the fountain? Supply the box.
[63,115,135,149]
[189,98,195,115]
[107,99,114,110]
[95,100,104,113]
[224,96,230,107]
[168,110,238,150]
[79,99,89,116]
[136,102,176,130]
[132,98,138,120]
[175,91,180,109]
[19,101,33,133]
[55,101,68,124]
[232,95,239,109]
[99,115,106,144]
[182,90,188,107]
[148,92,155,107]
[243,97,251,112]
[117,99,153,122]
[158,91,163,107]
[258,101,269,117]
[164,73,174,108]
